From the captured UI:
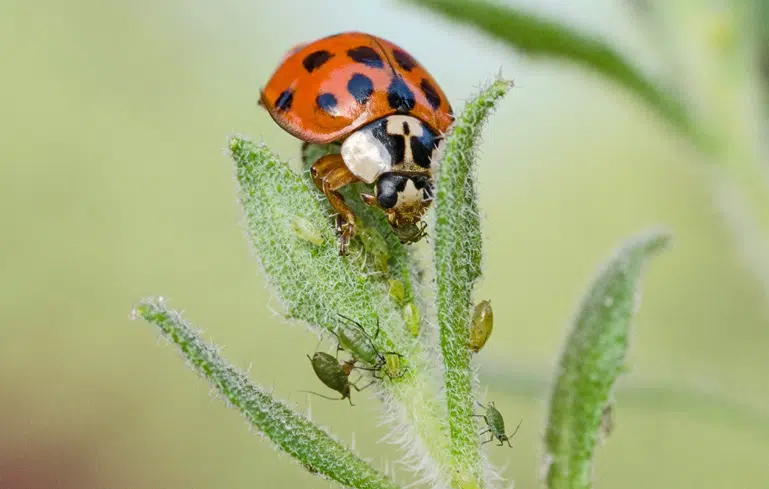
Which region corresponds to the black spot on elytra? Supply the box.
[275,89,293,111]
[347,46,384,68]
[411,125,441,169]
[387,77,416,113]
[347,73,374,104]
[393,49,416,71]
[302,50,333,72]
[402,121,410,135]
[420,78,441,110]
[316,93,338,114]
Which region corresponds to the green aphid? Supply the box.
[402,303,420,337]
[303,352,373,406]
[472,401,522,447]
[391,221,428,245]
[332,314,405,379]
[383,353,405,379]
[354,221,390,273]
[388,279,406,304]
[292,216,324,246]
[599,403,614,440]
[468,300,493,353]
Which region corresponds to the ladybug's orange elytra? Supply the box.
[259,31,454,255]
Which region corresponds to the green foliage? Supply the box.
[134,43,682,489]
[544,229,670,489]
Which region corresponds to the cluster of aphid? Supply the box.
[303,314,405,407]
[302,301,520,447]
[261,31,521,448]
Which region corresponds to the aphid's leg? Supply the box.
[481,434,495,445]
[351,379,376,392]
[310,154,359,255]
[506,439,513,448]
[372,316,381,340]
[381,351,404,358]
[351,365,380,372]
[299,390,351,405]
[470,414,489,424]
[478,429,491,436]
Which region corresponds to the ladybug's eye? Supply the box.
[376,174,406,209]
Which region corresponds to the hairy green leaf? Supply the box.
[231,137,453,489]
[544,228,671,489]
[228,137,390,343]
[133,297,400,489]
[433,77,513,488]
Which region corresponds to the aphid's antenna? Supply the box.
[508,418,523,441]
[337,312,365,330]
[338,313,385,341]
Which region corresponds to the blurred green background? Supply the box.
[2,0,768,488]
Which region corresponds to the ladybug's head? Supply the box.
[360,172,434,242]
[341,114,443,244]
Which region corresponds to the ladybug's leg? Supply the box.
[310,154,359,255]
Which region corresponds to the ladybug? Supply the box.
[259,32,454,255]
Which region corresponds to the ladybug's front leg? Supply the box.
[310,154,359,255]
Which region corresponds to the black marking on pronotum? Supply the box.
[302,50,334,72]
[402,121,410,135]
[347,73,374,105]
[410,125,441,169]
[420,78,441,110]
[387,77,416,113]
[275,89,294,111]
[347,46,384,68]
[371,118,405,165]
[392,49,416,71]
[316,93,338,114]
